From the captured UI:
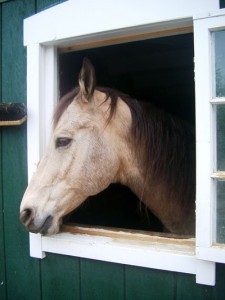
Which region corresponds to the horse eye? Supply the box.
[55,137,72,148]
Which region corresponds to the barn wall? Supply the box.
[0,0,225,299]
[220,0,225,8]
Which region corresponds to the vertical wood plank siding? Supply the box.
[0,0,225,299]
[41,254,80,300]
[1,1,40,299]
[125,266,175,300]
[36,0,66,11]
[176,273,214,300]
[80,259,125,300]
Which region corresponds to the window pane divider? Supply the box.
[211,171,225,180]
[210,97,225,104]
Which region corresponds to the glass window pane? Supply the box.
[214,30,225,97]
[216,105,225,170]
[217,180,225,243]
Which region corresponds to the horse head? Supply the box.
[20,59,133,235]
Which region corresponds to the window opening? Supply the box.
[58,33,195,234]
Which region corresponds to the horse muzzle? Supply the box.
[20,208,53,235]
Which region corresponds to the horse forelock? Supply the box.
[53,87,195,208]
[53,87,80,128]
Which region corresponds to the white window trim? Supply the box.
[24,0,221,286]
[194,9,225,264]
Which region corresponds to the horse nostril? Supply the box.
[20,208,34,225]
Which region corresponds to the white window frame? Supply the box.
[24,0,222,286]
[194,9,225,264]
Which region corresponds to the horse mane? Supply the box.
[53,87,195,208]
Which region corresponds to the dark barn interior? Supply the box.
[58,33,195,232]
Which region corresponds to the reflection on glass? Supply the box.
[217,105,225,170]
[217,180,225,243]
[214,30,225,97]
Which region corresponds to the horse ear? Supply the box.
[78,58,96,102]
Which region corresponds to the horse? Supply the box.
[20,58,195,236]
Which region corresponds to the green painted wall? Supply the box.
[0,0,225,299]
[220,0,225,9]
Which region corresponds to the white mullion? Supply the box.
[41,46,58,154]
[194,13,216,286]
[27,44,43,181]
[194,17,213,248]
[27,45,58,259]
[27,43,46,259]
[211,171,225,179]
[210,97,225,104]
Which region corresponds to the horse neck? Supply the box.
[120,159,194,234]
[118,109,195,235]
